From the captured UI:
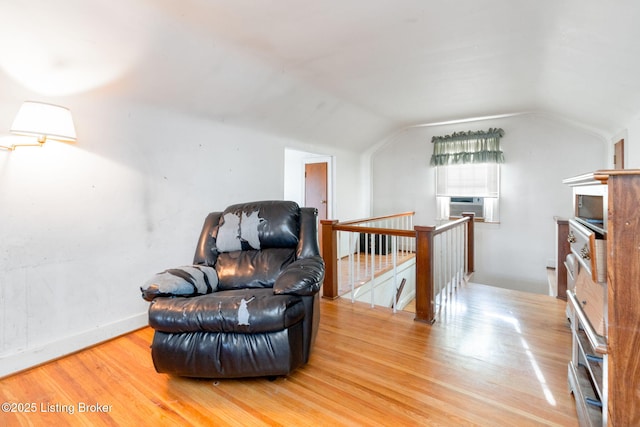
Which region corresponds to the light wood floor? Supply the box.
[0,283,578,426]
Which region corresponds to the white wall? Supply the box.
[0,0,380,377]
[370,113,607,294]
[0,98,364,377]
[623,113,640,167]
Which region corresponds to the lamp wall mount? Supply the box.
[0,136,46,151]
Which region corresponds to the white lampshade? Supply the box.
[10,101,76,142]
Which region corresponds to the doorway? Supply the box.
[305,162,328,221]
[283,148,333,220]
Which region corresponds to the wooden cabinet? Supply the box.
[563,170,640,426]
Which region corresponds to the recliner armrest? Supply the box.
[273,256,324,296]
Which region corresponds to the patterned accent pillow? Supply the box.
[141,265,218,301]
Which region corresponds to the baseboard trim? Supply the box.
[0,312,148,379]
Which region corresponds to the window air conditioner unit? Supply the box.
[449,197,483,218]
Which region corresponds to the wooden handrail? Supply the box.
[432,216,469,234]
[338,211,416,226]
[332,224,415,237]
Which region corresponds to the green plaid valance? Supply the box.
[430,128,505,166]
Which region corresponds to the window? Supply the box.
[435,163,500,222]
[430,128,504,223]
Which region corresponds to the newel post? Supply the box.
[462,212,475,275]
[554,217,569,300]
[320,219,339,299]
[414,225,436,323]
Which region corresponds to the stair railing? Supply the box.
[321,212,474,323]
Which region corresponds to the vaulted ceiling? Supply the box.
[2,1,640,151]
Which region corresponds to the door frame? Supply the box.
[302,156,334,220]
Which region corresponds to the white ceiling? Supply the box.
[2,0,640,150]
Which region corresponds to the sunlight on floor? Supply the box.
[486,311,557,407]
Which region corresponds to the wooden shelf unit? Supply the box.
[563,170,640,426]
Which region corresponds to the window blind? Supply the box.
[435,163,500,197]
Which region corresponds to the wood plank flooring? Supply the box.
[0,282,578,426]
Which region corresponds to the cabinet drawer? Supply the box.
[568,362,603,427]
[575,269,606,337]
[568,219,606,283]
[565,253,578,290]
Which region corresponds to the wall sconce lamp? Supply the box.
[0,101,76,151]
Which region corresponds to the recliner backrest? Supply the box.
[194,201,302,291]
[215,201,300,251]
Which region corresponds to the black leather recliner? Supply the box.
[141,201,324,378]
